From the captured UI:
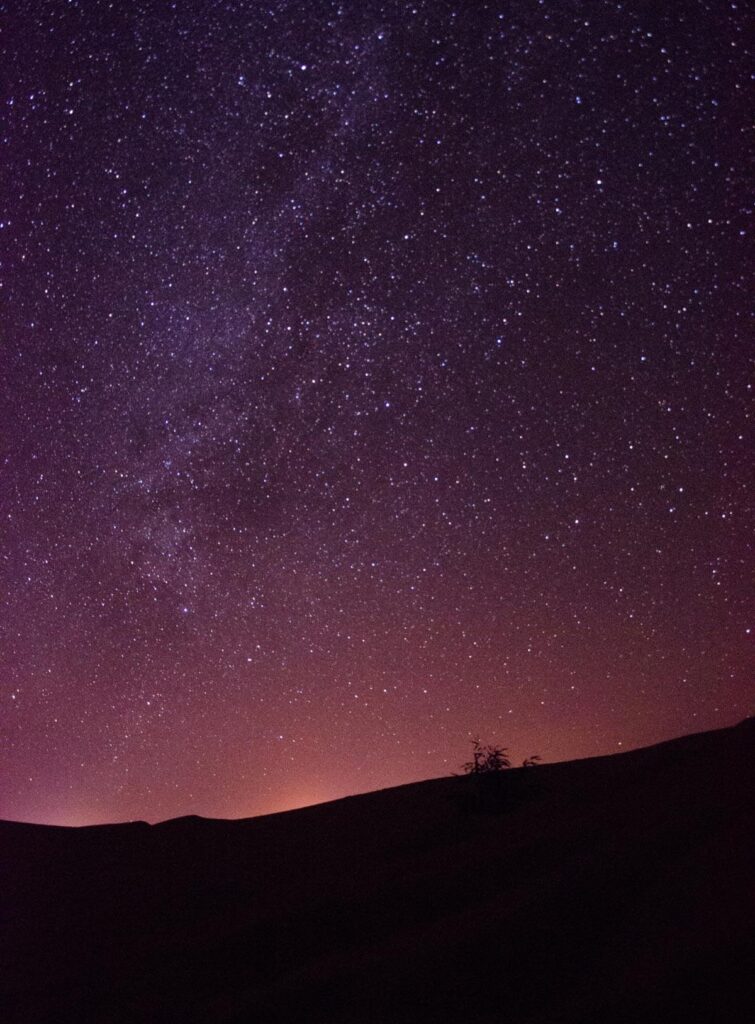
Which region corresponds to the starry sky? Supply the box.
[1,0,751,826]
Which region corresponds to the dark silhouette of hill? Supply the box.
[2,720,753,1023]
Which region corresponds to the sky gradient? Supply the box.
[1,0,751,825]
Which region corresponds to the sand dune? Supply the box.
[2,719,753,1022]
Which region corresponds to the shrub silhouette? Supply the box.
[458,740,543,814]
[462,737,511,774]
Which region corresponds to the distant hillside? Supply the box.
[2,720,753,1023]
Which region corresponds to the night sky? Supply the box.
[1,1,750,826]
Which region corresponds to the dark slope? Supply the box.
[2,720,753,1023]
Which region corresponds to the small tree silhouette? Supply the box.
[462,737,512,774]
[522,755,541,768]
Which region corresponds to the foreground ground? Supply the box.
[2,719,753,1023]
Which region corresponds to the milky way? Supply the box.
[1,1,750,824]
